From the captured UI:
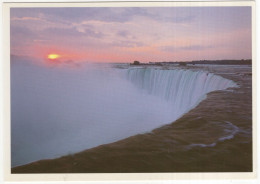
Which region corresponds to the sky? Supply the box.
[10,7,252,63]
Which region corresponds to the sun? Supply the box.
[48,54,60,60]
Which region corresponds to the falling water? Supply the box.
[126,68,238,121]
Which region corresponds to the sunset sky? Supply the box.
[11,7,252,63]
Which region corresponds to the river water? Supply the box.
[11,64,252,172]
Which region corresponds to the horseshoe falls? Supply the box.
[126,68,238,122]
[11,62,238,167]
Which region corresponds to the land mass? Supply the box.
[130,59,252,66]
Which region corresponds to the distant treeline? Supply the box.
[188,59,251,65]
[157,59,252,65]
[131,59,252,66]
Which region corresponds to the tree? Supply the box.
[133,61,140,65]
[179,62,187,66]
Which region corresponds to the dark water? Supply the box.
[12,65,252,173]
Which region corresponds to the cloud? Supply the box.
[48,7,149,23]
[160,45,216,52]
[181,45,215,50]
[117,30,129,38]
[81,28,105,38]
[111,40,144,48]
[11,16,42,21]
[10,7,252,62]
[162,15,195,23]
[11,8,134,23]
[33,39,50,42]
[11,7,197,25]
[43,26,104,39]
[10,25,40,46]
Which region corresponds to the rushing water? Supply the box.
[126,68,237,122]
[11,60,252,172]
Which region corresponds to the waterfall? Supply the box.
[126,68,238,121]
[11,62,239,167]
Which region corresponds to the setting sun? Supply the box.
[48,54,60,60]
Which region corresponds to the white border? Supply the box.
[1,0,257,183]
